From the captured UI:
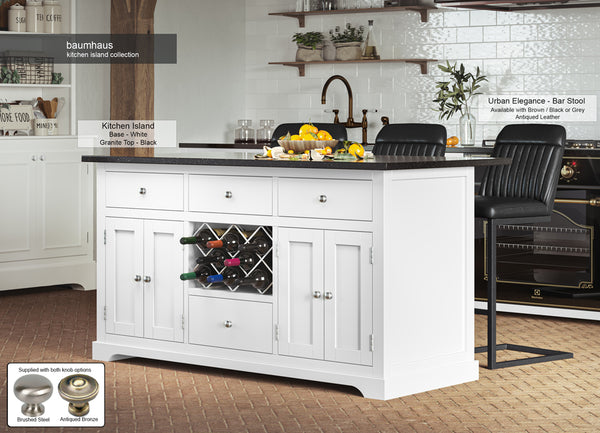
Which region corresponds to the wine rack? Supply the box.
[186,222,273,295]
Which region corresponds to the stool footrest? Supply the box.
[475,344,573,369]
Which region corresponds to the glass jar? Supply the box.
[234,120,255,145]
[257,120,275,144]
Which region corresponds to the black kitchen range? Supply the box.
[471,140,600,320]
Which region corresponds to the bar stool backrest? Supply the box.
[373,123,447,157]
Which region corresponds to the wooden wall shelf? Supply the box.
[268,6,433,27]
[268,58,436,76]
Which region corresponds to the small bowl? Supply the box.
[278,139,338,153]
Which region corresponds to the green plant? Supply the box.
[329,24,364,43]
[1,66,20,84]
[51,72,64,84]
[433,61,487,120]
[292,31,325,49]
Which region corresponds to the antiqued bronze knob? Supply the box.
[14,374,53,417]
[58,374,99,417]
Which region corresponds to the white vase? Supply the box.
[459,109,476,146]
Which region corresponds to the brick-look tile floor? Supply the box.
[1,286,600,433]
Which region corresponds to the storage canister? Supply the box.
[8,4,26,32]
[26,0,44,33]
[43,0,61,34]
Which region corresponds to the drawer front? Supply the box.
[278,178,373,221]
[188,296,273,353]
[106,171,184,211]
[189,175,273,215]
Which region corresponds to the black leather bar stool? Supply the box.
[270,123,347,146]
[373,123,447,156]
[475,123,573,369]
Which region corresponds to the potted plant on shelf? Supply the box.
[433,61,487,146]
[292,31,325,62]
[329,24,364,61]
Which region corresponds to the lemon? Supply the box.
[290,134,301,141]
[348,143,364,158]
[317,130,332,140]
[299,123,318,135]
[301,132,317,141]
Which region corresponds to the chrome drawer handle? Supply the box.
[313,291,322,299]
[139,187,147,195]
[134,275,142,282]
[225,191,233,199]
[224,320,233,328]
[143,276,151,283]
[319,195,327,203]
[325,291,333,300]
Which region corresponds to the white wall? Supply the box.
[246,0,600,143]
[154,0,246,143]
[76,0,110,121]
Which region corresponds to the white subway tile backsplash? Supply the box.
[246,1,600,139]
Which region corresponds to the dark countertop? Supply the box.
[82,150,509,171]
[445,146,494,155]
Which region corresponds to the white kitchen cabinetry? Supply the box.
[278,228,373,366]
[0,139,94,291]
[105,218,184,342]
[92,162,478,400]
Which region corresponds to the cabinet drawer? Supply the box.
[188,296,272,353]
[189,175,273,215]
[278,178,372,221]
[106,171,184,210]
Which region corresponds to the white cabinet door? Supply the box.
[0,153,36,262]
[105,218,144,337]
[278,228,324,360]
[143,220,184,342]
[38,151,91,259]
[323,231,373,366]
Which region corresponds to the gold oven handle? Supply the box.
[555,198,600,207]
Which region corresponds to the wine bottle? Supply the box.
[241,269,271,291]
[206,232,242,252]
[224,252,255,271]
[206,267,242,285]
[238,236,270,255]
[180,265,212,282]
[180,228,225,245]
[195,249,227,266]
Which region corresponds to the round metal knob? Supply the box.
[139,187,147,195]
[39,155,45,161]
[319,195,327,203]
[58,374,99,417]
[561,165,575,179]
[14,374,53,417]
[134,275,142,282]
[144,276,151,283]
[313,291,322,299]
[31,155,37,161]
[225,191,233,199]
[324,291,333,300]
[224,320,233,328]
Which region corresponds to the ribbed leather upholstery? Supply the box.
[476,124,566,219]
[373,123,447,157]
[270,123,347,146]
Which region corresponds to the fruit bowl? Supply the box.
[277,139,338,153]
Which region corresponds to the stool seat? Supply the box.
[475,197,549,219]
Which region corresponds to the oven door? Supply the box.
[475,189,600,311]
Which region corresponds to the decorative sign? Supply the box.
[0,105,34,131]
[479,95,597,122]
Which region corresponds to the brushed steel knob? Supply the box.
[139,187,147,195]
[14,374,53,417]
[144,276,151,283]
[58,374,99,417]
[319,195,327,203]
[134,275,142,282]
[225,191,233,199]
[224,320,233,328]
[39,155,45,161]
[313,291,322,299]
[325,291,333,300]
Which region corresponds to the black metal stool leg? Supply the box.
[475,218,574,369]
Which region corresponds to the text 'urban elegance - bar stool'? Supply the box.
[475,124,574,369]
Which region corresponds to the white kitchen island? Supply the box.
[84,151,508,400]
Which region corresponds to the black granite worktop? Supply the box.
[82,150,509,171]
